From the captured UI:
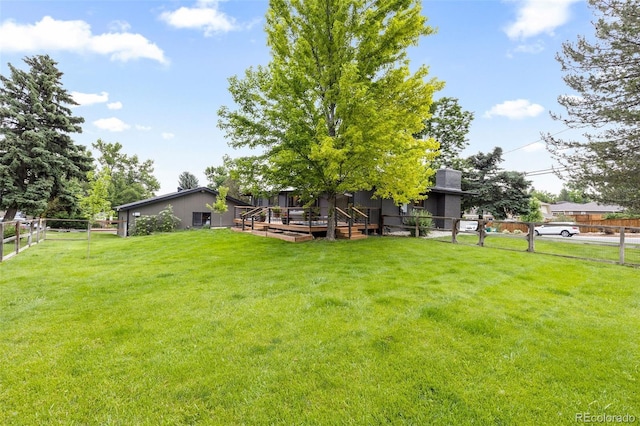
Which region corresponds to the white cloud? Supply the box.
[136,124,152,131]
[93,117,130,132]
[160,1,237,36]
[107,101,123,110]
[523,142,545,152]
[512,40,545,55]
[0,16,168,64]
[504,0,580,40]
[71,91,109,106]
[161,132,175,140]
[484,99,544,120]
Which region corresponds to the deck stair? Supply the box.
[336,226,367,240]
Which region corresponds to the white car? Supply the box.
[534,223,580,237]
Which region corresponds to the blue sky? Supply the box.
[0,0,592,196]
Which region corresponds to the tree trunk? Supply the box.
[2,207,18,222]
[326,194,336,241]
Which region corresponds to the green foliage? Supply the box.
[131,205,181,236]
[558,187,590,204]
[521,197,544,223]
[404,209,433,236]
[131,215,156,236]
[529,189,557,204]
[92,139,160,207]
[206,187,229,227]
[545,0,640,211]
[218,0,443,239]
[0,55,93,221]
[550,214,574,223]
[177,171,199,190]
[79,170,113,220]
[461,147,532,219]
[415,97,474,168]
[156,205,181,232]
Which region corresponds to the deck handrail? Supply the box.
[335,207,351,219]
[241,206,267,219]
[351,207,368,220]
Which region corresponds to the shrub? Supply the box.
[405,210,433,237]
[131,215,157,236]
[513,229,523,234]
[157,205,181,232]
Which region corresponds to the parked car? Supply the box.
[534,223,580,237]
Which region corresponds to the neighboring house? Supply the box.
[550,201,624,220]
[115,187,252,236]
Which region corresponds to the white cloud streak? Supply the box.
[0,16,168,64]
[161,132,175,140]
[484,99,544,120]
[504,0,581,40]
[94,117,131,132]
[107,101,123,110]
[160,0,237,36]
[71,91,109,106]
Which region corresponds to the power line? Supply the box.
[503,127,572,155]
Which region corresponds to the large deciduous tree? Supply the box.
[415,97,474,168]
[545,0,640,212]
[92,139,160,207]
[0,55,93,221]
[218,0,442,239]
[461,147,532,220]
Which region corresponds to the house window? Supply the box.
[192,212,212,227]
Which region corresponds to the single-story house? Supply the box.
[550,201,624,220]
[250,168,466,230]
[115,187,252,236]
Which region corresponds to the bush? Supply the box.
[131,205,181,236]
[405,210,433,237]
[131,215,157,236]
[157,205,181,232]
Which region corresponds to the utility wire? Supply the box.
[503,127,572,155]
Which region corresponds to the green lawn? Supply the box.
[1,230,638,424]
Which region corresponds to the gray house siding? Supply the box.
[115,187,250,236]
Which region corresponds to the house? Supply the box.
[248,168,465,231]
[550,201,624,220]
[115,187,252,236]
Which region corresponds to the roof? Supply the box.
[550,201,624,213]
[115,187,252,211]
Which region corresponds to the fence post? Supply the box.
[28,221,34,247]
[0,221,4,262]
[452,218,459,243]
[527,223,535,252]
[478,219,485,247]
[619,226,625,265]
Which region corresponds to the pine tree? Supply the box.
[545,0,640,212]
[0,55,92,221]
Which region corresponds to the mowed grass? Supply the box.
[1,230,638,425]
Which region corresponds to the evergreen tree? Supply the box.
[218,0,442,239]
[0,55,92,221]
[178,171,199,190]
[545,0,640,211]
[461,147,532,220]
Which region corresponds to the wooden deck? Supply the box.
[233,219,379,241]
